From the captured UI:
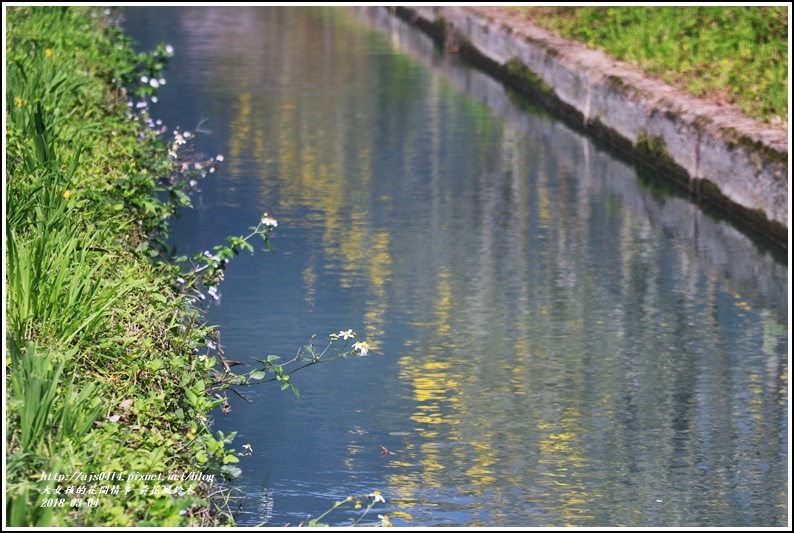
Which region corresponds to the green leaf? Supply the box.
[206,438,221,455]
[249,370,265,380]
[149,292,167,303]
[217,430,237,444]
[184,388,198,408]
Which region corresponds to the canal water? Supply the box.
[122,6,789,527]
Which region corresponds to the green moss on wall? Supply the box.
[737,135,787,167]
[605,75,640,100]
[588,116,635,153]
[695,177,786,243]
[505,57,555,97]
[716,126,786,166]
[635,131,690,183]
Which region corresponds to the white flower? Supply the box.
[165,44,174,56]
[158,78,166,85]
[149,78,160,88]
[353,341,369,356]
[151,96,158,103]
[198,355,208,362]
[378,514,392,527]
[216,154,225,162]
[260,213,278,228]
[369,491,385,503]
[140,75,149,83]
[338,329,355,340]
[242,443,252,452]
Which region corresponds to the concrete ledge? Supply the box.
[396,6,789,245]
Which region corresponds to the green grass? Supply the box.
[505,6,789,128]
[6,7,374,526]
[5,7,242,526]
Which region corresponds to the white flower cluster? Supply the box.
[260,213,278,229]
[140,75,166,88]
[328,330,370,356]
[173,128,193,148]
[330,329,355,341]
[353,341,369,356]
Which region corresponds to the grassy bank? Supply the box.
[505,6,788,129]
[5,6,246,526]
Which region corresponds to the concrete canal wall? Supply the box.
[353,6,788,322]
[393,6,789,245]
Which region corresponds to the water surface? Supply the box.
[122,6,789,527]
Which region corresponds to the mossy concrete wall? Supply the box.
[396,6,788,245]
